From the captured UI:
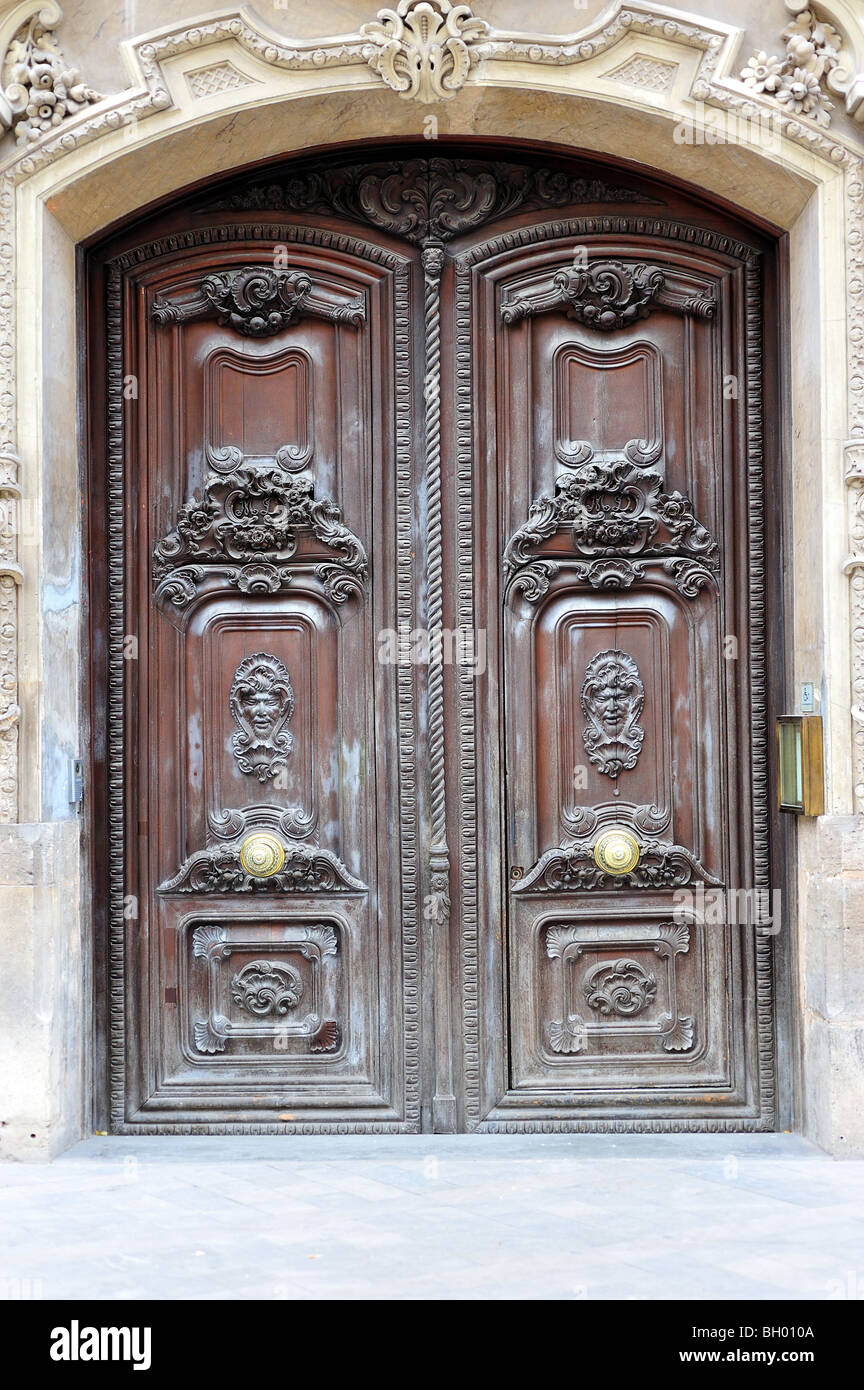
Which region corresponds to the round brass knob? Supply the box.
[593,826,640,875]
[239,832,286,879]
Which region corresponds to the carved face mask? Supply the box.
[229,652,296,782]
[580,649,645,779]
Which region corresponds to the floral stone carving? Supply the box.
[1,9,102,142]
[738,1,861,127]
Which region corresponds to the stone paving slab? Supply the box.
[0,1134,863,1300]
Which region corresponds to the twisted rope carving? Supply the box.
[422,244,450,898]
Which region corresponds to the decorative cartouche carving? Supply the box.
[1,7,102,142]
[191,924,340,1055]
[151,267,365,336]
[152,459,368,609]
[581,650,645,779]
[500,258,717,327]
[160,841,365,894]
[503,441,719,603]
[360,0,490,104]
[205,158,655,242]
[738,1,861,127]
[504,261,664,330]
[230,960,303,1016]
[583,958,657,1017]
[230,653,295,784]
[544,922,695,1054]
[514,840,721,893]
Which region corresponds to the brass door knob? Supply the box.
[593,826,640,875]
[239,832,286,878]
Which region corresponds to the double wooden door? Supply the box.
[88,151,779,1132]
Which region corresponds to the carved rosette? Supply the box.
[230,653,295,784]
[151,267,365,336]
[152,459,368,609]
[581,650,645,779]
[503,442,719,603]
[360,1,490,104]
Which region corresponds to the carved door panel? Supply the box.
[466,231,775,1128]
[90,152,779,1133]
[99,235,420,1130]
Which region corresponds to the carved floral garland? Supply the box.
[1,12,101,142]
[739,1,854,127]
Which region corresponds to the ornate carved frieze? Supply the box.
[230,653,295,785]
[500,259,716,327]
[160,842,366,894]
[206,158,656,242]
[360,0,490,104]
[515,840,721,892]
[152,458,368,609]
[150,266,365,336]
[0,4,101,141]
[503,442,719,603]
[581,650,645,779]
[738,0,864,126]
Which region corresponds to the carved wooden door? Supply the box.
[89,150,778,1132]
[464,223,777,1130]
[92,223,424,1131]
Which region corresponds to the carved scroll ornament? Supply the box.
[152,459,368,609]
[514,839,721,893]
[160,841,365,895]
[503,441,719,603]
[150,267,365,337]
[499,259,717,328]
[206,158,655,242]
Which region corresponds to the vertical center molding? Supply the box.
[422,240,457,1132]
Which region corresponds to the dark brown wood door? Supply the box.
[89,150,778,1132]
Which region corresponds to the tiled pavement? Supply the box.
[1,1133,863,1300]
